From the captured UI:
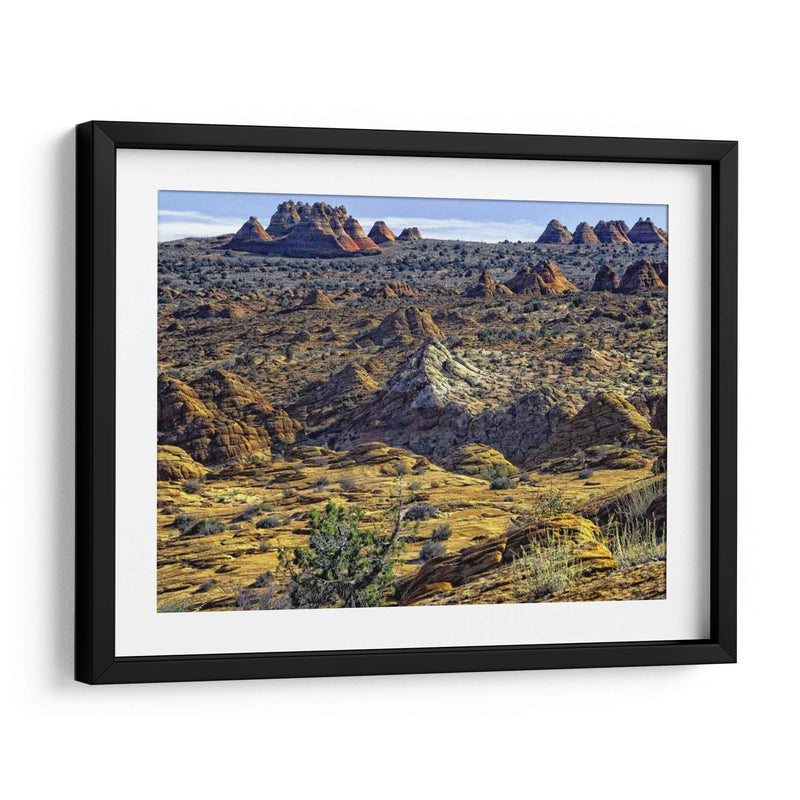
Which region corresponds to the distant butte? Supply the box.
[226,202,422,258]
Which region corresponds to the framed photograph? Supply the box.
[76,122,736,684]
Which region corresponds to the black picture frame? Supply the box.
[76,121,737,684]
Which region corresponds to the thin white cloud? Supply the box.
[158,209,243,241]
[364,217,546,243]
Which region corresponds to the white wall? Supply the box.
[2,2,796,797]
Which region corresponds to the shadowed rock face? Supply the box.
[591,263,621,292]
[368,220,396,244]
[397,227,422,241]
[572,221,600,244]
[229,216,272,247]
[464,268,513,298]
[343,216,380,251]
[358,306,442,347]
[618,260,667,293]
[266,201,301,237]
[536,219,573,243]
[504,260,578,295]
[288,363,380,428]
[594,220,631,244]
[628,217,668,244]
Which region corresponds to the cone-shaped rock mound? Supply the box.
[594,220,631,244]
[618,260,667,293]
[359,306,442,346]
[504,260,578,295]
[536,219,573,243]
[628,217,668,244]
[572,221,600,244]
[397,226,422,241]
[368,220,396,244]
[228,216,272,247]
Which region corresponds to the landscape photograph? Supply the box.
[156,191,668,612]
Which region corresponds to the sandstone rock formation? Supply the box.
[396,227,422,242]
[343,216,380,251]
[594,220,631,244]
[628,217,668,244]
[157,374,272,465]
[358,306,442,347]
[464,268,513,298]
[289,363,380,429]
[333,340,486,459]
[266,200,302,237]
[190,369,301,445]
[398,513,615,605]
[368,220,396,244]
[366,281,417,299]
[591,263,621,292]
[157,445,209,481]
[228,216,272,247]
[536,219,573,243]
[300,289,335,309]
[504,260,578,295]
[441,443,517,477]
[524,391,665,470]
[572,221,600,244]
[617,260,667,294]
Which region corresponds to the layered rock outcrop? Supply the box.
[397,227,422,242]
[504,260,578,295]
[536,219,573,244]
[524,391,665,470]
[628,217,668,244]
[397,514,616,605]
[617,260,667,293]
[593,220,631,244]
[366,281,417,299]
[572,221,600,244]
[228,216,272,247]
[368,220,396,244]
[343,216,380,250]
[157,374,272,465]
[358,306,442,347]
[157,445,209,481]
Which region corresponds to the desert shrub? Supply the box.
[609,519,665,567]
[420,540,447,560]
[184,517,225,536]
[490,475,514,491]
[616,479,663,523]
[531,488,570,518]
[161,504,180,515]
[237,504,262,521]
[339,477,358,491]
[408,481,422,491]
[512,536,580,601]
[278,498,407,608]
[392,461,410,476]
[256,515,281,529]
[312,476,330,492]
[431,524,452,542]
[196,579,217,593]
[579,469,594,479]
[405,503,440,521]
[182,478,204,494]
[158,598,188,613]
[174,513,197,533]
[235,587,254,610]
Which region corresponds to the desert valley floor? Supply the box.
[156,209,668,611]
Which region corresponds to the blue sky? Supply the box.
[158,190,667,243]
